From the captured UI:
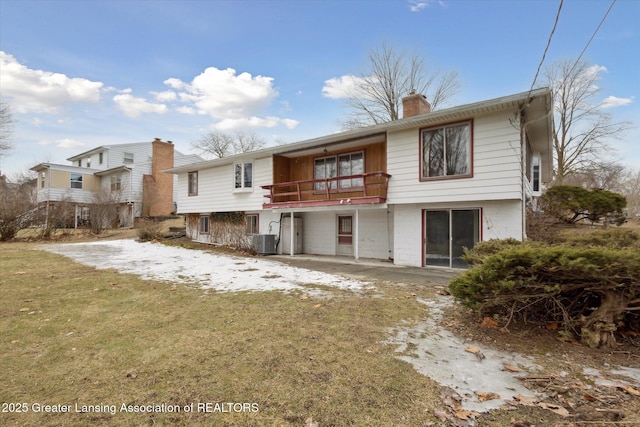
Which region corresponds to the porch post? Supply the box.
[354,208,359,261]
[74,205,78,229]
[290,211,295,257]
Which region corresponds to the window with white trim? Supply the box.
[123,152,134,164]
[111,176,122,191]
[40,172,46,188]
[421,121,472,179]
[70,173,83,189]
[234,163,253,189]
[99,152,104,165]
[245,214,259,235]
[199,215,210,234]
[188,171,198,196]
[531,154,541,193]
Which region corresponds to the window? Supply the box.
[87,158,91,168]
[77,160,82,167]
[338,152,364,188]
[124,152,134,164]
[314,151,364,190]
[70,173,83,189]
[314,156,337,190]
[111,176,122,191]
[234,163,252,189]
[199,215,210,234]
[245,214,259,235]
[188,171,198,196]
[99,152,104,165]
[421,121,472,179]
[40,172,46,188]
[531,154,541,193]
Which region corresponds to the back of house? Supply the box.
[167,88,553,268]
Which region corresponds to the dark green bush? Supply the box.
[563,228,639,249]
[449,243,640,347]
[460,238,523,265]
[540,185,626,224]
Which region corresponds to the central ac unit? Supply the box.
[252,234,276,255]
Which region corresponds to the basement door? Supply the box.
[424,209,480,268]
[337,215,353,256]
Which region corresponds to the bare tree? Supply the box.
[0,100,14,157]
[562,160,627,191]
[342,42,460,128]
[0,173,36,240]
[544,59,632,184]
[192,130,266,159]
[89,188,120,234]
[620,168,640,220]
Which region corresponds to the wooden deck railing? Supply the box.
[261,172,391,208]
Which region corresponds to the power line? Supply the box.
[567,0,616,77]
[529,0,564,98]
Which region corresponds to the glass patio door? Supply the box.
[424,209,480,268]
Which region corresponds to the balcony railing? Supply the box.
[262,172,391,209]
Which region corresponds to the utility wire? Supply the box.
[528,0,564,98]
[567,0,616,77]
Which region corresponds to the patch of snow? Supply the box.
[386,296,540,412]
[584,366,640,389]
[40,239,370,295]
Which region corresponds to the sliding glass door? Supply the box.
[424,209,480,268]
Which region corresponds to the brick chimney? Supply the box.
[402,89,431,118]
[143,139,175,217]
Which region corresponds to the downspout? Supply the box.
[45,165,51,227]
[123,166,133,228]
[520,107,527,241]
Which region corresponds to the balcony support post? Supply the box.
[354,208,359,262]
[290,211,295,257]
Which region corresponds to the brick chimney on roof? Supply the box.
[402,89,431,118]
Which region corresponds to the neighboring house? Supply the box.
[166,88,553,268]
[31,139,202,227]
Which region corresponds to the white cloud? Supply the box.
[112,93,168,118]
[407,0,444,12]
[166,66,298,130]
[213,116,299,131]
[152,90,177,102]
[167,67,278,119]
[0,51,103,114]
[57,138,85,149]
[322,75,372,99]
[176,106,196,115]
[600,95,634,109]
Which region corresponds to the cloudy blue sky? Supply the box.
[1,0,637,177]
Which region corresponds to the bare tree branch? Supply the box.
[544,59,632,183]
[0,100,15,157]
[343,42,461,128]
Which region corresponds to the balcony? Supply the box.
[262,172,391,209]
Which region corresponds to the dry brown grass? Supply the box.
[0,242,441,426]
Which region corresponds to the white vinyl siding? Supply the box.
[392,200,523,267]
[300,209,390,259]
[176,156,272,214]
[387,111,523,204]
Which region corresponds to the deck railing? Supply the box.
[261,172,391,208]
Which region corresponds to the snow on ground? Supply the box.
[41,239,370,294]
[46,238,640,414]
[386,296,541,412]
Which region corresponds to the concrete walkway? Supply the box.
[269,254,460,287]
